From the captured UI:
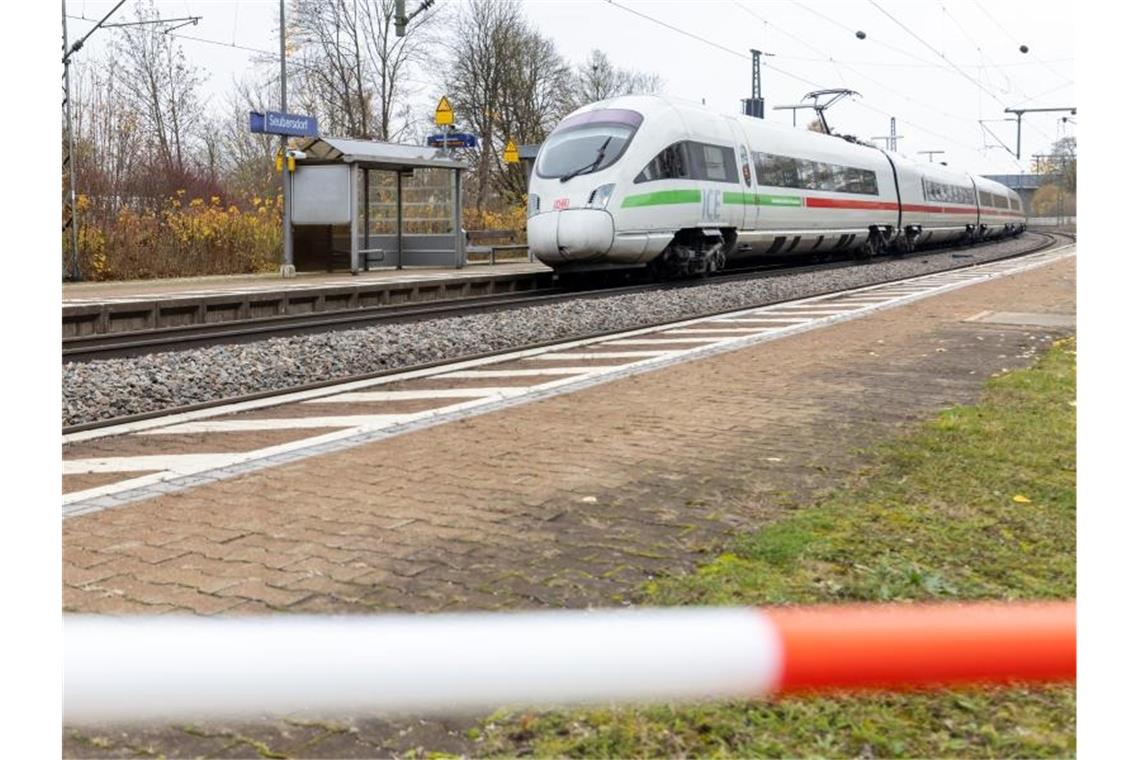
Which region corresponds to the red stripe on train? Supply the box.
[795,197,1025,219]
[804,197,900,211]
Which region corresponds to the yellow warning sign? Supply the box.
[503,139,519,164]
[435,96,454,127]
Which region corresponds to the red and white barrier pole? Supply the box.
[64,601,1074,723]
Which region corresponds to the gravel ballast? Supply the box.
[63,234,1053,427]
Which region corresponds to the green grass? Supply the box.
[473,338,1077,758]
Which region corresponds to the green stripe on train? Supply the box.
[620,189,702,208]
[723,192,804,207]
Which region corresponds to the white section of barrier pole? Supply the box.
[64,608,781,723]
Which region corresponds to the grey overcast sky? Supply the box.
[64,0,1075,175]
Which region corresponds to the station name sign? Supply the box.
[249,111,319,138]
[427,132,477,149]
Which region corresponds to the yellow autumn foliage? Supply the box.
[463,204,526,234]
[64,194,282,281]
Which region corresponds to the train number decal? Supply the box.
[701,189,723,221]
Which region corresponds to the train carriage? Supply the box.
[527,95,1027,277]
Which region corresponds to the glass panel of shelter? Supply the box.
[356,167,457,270]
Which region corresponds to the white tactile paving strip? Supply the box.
[62,245,1074,517]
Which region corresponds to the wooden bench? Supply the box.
[465,229,529,265]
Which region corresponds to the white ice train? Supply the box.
[527,95,1027,277]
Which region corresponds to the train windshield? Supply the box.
[535,109,642,180]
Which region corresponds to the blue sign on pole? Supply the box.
[249,111,320,138]
[427,132,478,148]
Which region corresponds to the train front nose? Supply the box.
[528,209,615,264]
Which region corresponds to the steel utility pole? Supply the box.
[62,0,81,282]
[279,0,294,277]
[1004,106,1076,160]
[871,117,903,151]
[741,49,767,118]
[395,0,436,37]
[917,150,945,163]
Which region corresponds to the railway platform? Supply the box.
[63,250,1074,755]
[62,261,552,338]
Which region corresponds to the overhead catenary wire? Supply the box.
[603,0,985,158]
[864,0,1009,109]
[935,0,1019,97]
[727,1,1005,162]
[782,0,943,68]
[731,1,987,130]
[784,0,1058,151]
[66,13,278,55]
[929,0,1053,145]
[969,0,1072,86]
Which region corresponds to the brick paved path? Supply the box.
[63,257,1075,758]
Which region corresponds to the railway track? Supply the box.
[64,230,1070,436]
[61,233,1069,364]
[61,255,897,362]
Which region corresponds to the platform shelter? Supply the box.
[290,137,467,273]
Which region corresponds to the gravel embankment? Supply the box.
[63,234,1051,427]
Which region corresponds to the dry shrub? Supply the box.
[463,203,525,233]
[65,193,282,281]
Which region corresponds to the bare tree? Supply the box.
[492,28,574,201]
[289,0,439,141]
[445,0,522,214]
[71,54,146,210]
[573,49,663,106]
[113,0,206,191]
[218,78,281,200]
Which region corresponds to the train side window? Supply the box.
[755,152,798,188]
[701,144,727,181]
[784,157,805,188]
[812,162,837,191]
[819,163,878,195]
[980,190,994,207]
[836,167,861,194]
[695,143,738,183]
[994,194,1009,209]
[1011,196,1021,211]
[634,142,689,183]
[855,168,879,195]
